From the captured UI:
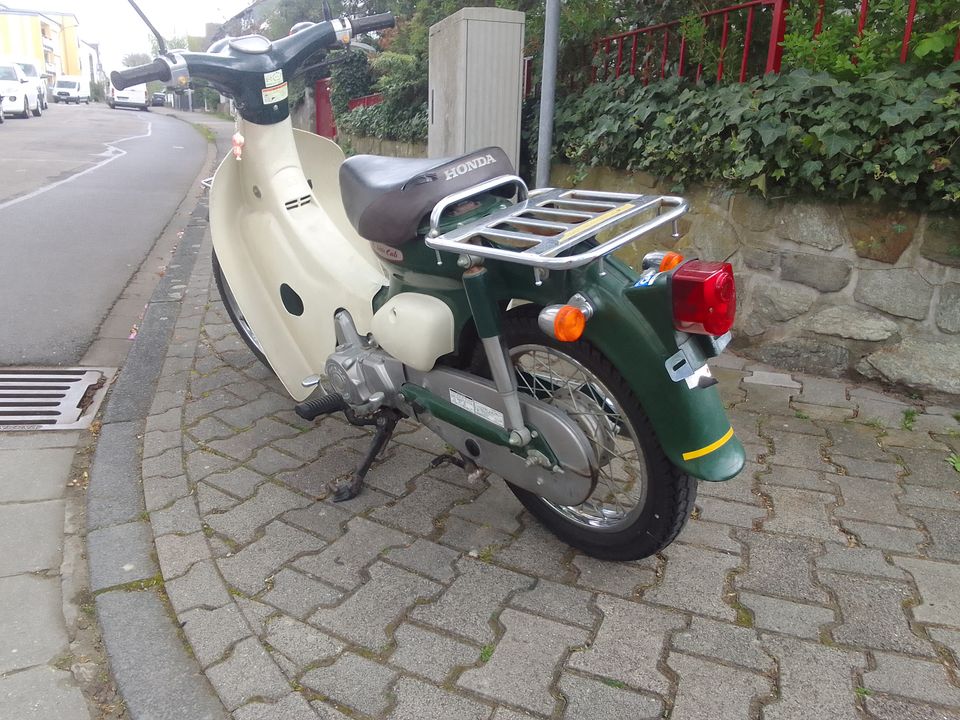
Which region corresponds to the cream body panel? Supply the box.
[370,293,455,372]
[210,119,386,401]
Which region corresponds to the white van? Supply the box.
[109,82,149,111]
[53,75,89,104]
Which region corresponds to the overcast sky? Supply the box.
[13,0,252,70]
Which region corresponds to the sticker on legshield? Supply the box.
[263,69,283,87]
[261,82,288,104]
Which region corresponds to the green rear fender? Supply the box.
[580,270,744,482]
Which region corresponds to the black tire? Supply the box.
[480,307,697,560]
[32,100,41,117]
[21,99,30,119]
[212,250,273,372]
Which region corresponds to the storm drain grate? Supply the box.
[0,368,115,431]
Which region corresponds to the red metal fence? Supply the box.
[591,0,960,84]
[347,93,384,111]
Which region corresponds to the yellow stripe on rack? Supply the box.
[558,203,636,242]
[681,427,735,461]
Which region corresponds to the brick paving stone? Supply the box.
[155,531,210,579]
[866,696,960,720]
[762,414,829,438]
[206,637,290,711]
[906,507,960,561]
[894,557,960,627]
[761,465,836,492]
[864,652,960,706]
[387,538,461,582]
[207,418,300,462]
[736,532,828,603]
[854,399,914,430]
[510,579,596,629]
[882,428,952,452]
[840,520,925,553]
[143,446,184,478]
[572,554,657,598]
[672,616,773,671]
[273,420,366,460]
[233,692,320,720]
[215,393,291,429]
[834,476,916,528]
[206,483,312,544]
[276,450,365,498]
[147,406,182,433]
[188,416,238,443]
[667,652,772,720]
[558,672,662,720]
[301,653,398,717]
[448,480,524,533]
[797,377,851,407]
[234,597,276,635]
[930,628,960,665]
[820,571,933,655]
[143,429,183,459]
[372,476,471,535]
[143,474,190,511]
[737,385,796,417]
[829,455,902,481]
[791,402,857,422]
[728,410,763,447]
[246,447,306,476]
[191,366,246,395]
[695,496,767,528]
[676,518,742,554]
[294,517,411,591]
[364,444,438,496]
[199,482,241,515]
[495,522,574,581]
[264,615,342,668]
[282,503,351,542]
[390,677,493,720]
[185,449,237,482]
[390,623,479,683]
[179,604,252,668]
[697,465,762,504]
[309,701,351,720]
[740,591,834,639]
[896,448,957,489]
[183,389,246,425]
[745,370,800,389]
[311,561,441,651]
[150,497,200,537]
[567,596,685,696]
[411,558,531,644]
[762,486,843,541]
[762,636,866,720]
[204,468,267,500]
[826,424,891,462]
[219,520,324,593]
[767,432,833,471]
[459,608,588,716]
[165,559,232,613]
[900,486,960,511]
[261,568,342,619]
[490,710,537,720]
[816,542,907,580]
[439,516,513,554]
[645,543,740,621]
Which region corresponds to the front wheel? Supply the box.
[212,250,272,373]
[483,308,697,560]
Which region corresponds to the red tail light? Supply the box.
[671,260,736,336]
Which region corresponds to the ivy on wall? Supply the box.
[553,64,960,207]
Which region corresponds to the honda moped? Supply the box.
[113,4,744,560]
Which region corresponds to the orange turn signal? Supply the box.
[553,305,586,342]
[659,251,685,272]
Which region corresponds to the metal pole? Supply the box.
[535,0,561,188]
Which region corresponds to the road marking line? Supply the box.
[0,122,153,212]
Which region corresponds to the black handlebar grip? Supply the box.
[349,12,396,36]
[110,59,171,90]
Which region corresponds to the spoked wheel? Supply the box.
[212,250,272,372]
[486,308,697,560]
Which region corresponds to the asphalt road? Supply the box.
[0,102,207,365]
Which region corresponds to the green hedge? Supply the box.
[336,101,429,144]
[554,65,960,208]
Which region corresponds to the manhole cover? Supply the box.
[0,368,115,431]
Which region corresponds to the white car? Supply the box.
[15,60,48,111]
[0,61,41,118]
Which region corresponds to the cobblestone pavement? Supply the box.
[140,241,960,720]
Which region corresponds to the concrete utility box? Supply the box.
[428,8,525,170]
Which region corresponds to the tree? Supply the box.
[122,52,152,67]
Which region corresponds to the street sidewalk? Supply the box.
[92,217,960,718]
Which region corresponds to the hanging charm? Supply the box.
[231,131,245,161]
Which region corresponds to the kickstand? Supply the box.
[329,409,401,502]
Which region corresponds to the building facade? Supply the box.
[0,5,82,83]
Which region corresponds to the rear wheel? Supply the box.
[21,99,30,119]
[482,308,697,560]
[212,250,272,372]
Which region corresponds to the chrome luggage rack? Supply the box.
[425,174,688,274]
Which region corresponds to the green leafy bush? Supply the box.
[330,51,374,116]
[554,64,960,207]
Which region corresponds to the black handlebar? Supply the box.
[349,12,396,36]
[111,59,171,90]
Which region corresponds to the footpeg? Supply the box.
[295,393,346,421]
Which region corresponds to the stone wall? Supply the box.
[338,133,428,158]
[551,164,960,397]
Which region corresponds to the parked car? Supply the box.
[14,59,47,110]
[53,75,90,104]
[0,60,41,118]
[109,82,149,111]
[151,92,166,107]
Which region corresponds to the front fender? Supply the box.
[581,266,744,482]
